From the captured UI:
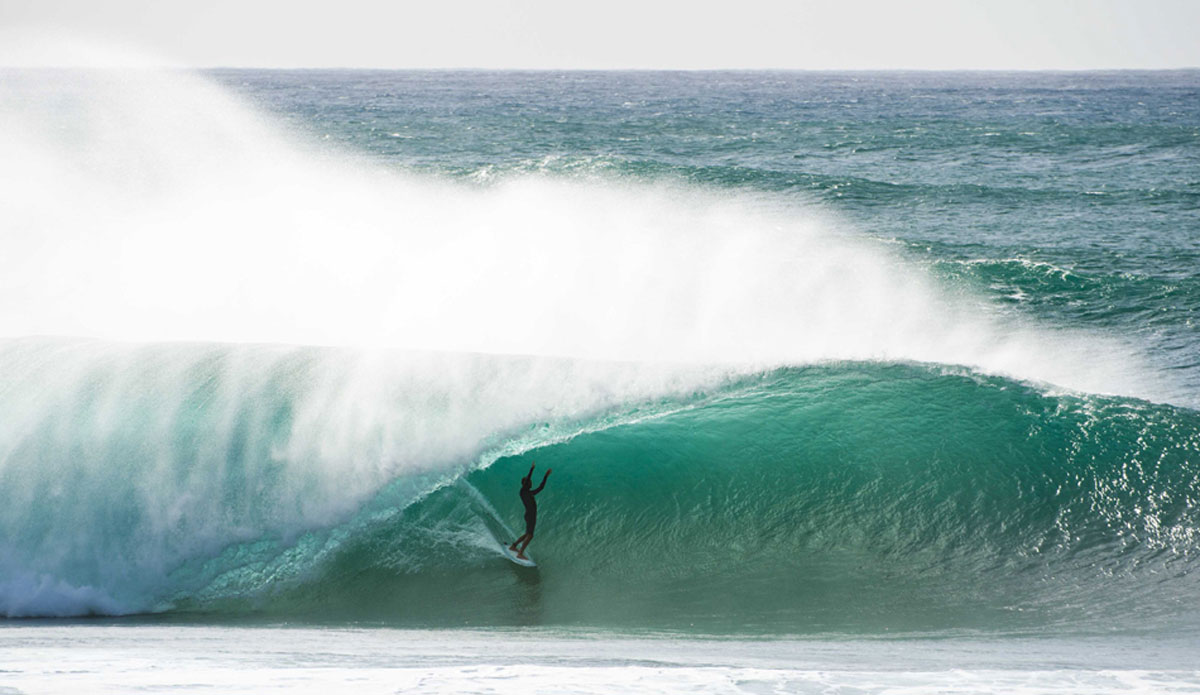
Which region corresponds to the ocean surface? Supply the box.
[0,68,1198,691]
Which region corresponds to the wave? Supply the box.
[928,255,1200,315]
[1,57,1197,633]
[2,343,1198,634]
[440,157,1200,208]
[182,364,1200,634]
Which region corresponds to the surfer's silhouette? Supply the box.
[509,462,551,561]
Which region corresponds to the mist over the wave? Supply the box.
[0,64,1180,405]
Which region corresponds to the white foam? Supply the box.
[1,626,1197,695]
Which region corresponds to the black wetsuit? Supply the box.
[521,478,546,534]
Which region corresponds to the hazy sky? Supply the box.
[2,0,1198,70]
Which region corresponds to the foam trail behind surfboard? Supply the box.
[457,480,536,566]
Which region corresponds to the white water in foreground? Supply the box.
[1,625,1197,694]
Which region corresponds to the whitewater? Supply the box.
[1,61,1198,692]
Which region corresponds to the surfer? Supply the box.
[509,462,551,561]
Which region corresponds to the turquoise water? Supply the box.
[163,364,1200,634]
[0,69,1198,645]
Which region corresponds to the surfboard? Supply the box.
[501,544,536,567]
[453,480,538,568]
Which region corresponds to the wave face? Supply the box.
[167,363,1198,633]
[2,341,1197,633]
[1,63,1199,633]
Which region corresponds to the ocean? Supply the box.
[0,68,1197,692]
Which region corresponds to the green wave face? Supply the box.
[200,364,1200,634]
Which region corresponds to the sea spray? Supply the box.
[0,61,1196,627]
[0,67,1175,402]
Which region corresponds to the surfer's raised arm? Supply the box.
[532,468,551,494]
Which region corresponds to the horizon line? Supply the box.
[5,65,1200,73]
